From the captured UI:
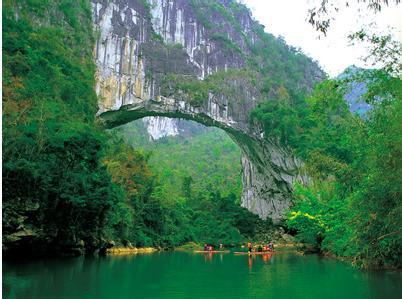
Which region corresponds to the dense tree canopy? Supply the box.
[253,70,401,268]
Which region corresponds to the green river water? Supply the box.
[3,251,401,299]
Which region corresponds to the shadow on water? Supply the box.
[3,251,401,299]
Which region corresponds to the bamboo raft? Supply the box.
[233,251,274,255]
[194,250,230,253]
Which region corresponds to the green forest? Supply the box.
[253,71,402,269]
[114,121,242,200]
[3,0,401,271]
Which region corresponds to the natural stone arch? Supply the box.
[92,0,317,222]
[99,95,307,222]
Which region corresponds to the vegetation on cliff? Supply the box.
[247,0,402,269]
[143,0,323,110]
[252,68,401,268]
[115,121,242,200]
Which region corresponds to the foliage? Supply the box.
[287,182,355,255]
[109,121,266,246]
[250,96,299,147]
[2,118,125,251]
[2,0,135,254]
[292,2,401,268]
[210,33,243,55]
[160,69,258,107]
[308,0,401,35]
[116,121,242,201]
[348,30,401,75]
[308,0,401,79]
[110,119,277,247]
[278,72,402,268]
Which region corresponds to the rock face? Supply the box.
[91,0,322,221]
[142,116,210,140]
[143,116,179,139]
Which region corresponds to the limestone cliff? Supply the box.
[91,0,324,221]
[143,116,179,139]
[143,116,211,139]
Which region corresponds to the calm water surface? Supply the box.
[3,251,401,299]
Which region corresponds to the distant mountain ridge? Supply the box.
[338,66,371,117]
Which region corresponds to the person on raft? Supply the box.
[268,242,274,252]
[247,242,253,253]
[204,244,213,251]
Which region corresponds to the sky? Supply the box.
[242,0,402,77]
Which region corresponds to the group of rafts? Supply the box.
[194,243,275,255]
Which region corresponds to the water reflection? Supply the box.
[246,253,273,269]
[3,252,401,299]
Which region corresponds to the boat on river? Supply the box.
[233,251,274,255]
[194,250,230,253]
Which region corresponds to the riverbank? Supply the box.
[174,242,203,251]
[105,247,157,255]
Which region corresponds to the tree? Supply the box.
[348,30,401,75]
[308,0,401,35]
[181,176,194,200]
[307,0,401,75]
